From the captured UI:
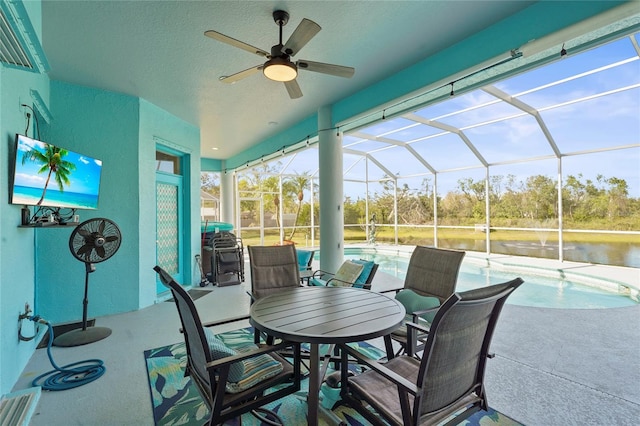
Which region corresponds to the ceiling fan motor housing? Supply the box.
[273,10,289,27]
[270,44,288,59]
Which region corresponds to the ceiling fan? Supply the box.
[205,10,355,99]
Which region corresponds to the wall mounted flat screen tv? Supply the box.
[11,134,102,210]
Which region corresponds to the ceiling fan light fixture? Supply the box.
[263,57,297,82]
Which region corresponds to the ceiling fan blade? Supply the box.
[282,18,321,57]
[297,60,355,78]
[284,79,303,99]
[220,65,263,84]
[205,30,270,58]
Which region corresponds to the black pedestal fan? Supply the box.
[54,218,122,347]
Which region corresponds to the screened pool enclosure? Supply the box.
[202,28,640,268]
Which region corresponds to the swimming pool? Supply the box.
[337,248,638,309]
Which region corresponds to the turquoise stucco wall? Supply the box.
[0,76,203,395]
[139,99,201,307]
[0,50,202,398]
[0,66,49,397]
[35,81,141,324]
[35,85,203,323]
[201,157,222,171]
[0,13,50,398]
[226,114,318,170]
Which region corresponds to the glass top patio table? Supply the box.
[250,286,405,426]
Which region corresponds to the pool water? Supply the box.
[339,249,637,309]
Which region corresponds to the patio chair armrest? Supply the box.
[205,340,297,370]
[406,321,431,335]
[379,287,403,294]
[340,344,418,395]
[179,315,250,333]
[246,290,256,302]
[326,277,355,287]
[201,315,251,329]
[312,269,334,279]
[411,306,439,318]
[325,277,371,290]
[410,306,438,325]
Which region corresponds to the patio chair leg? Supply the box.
[384,335,395,360]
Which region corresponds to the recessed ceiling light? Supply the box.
[268,121,278,126]
[211,147,219,150]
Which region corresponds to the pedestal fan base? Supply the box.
[53,326,112,347]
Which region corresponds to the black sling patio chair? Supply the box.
[338,277,524,426]
[247,244,302,344]
[154,265,301,426]
[383,246,465,359]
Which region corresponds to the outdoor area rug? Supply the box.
[144,327,521,425]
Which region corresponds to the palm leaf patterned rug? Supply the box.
[144,327,521,425]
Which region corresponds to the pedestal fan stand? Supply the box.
[53,262,112,347]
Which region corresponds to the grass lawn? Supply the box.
[359,226,639,244]
[240,226,637,247]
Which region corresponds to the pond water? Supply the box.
[436,239,640,268]
[338,248,638,309]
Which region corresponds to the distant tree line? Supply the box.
[203,169,639,232]
[345,173,639,231]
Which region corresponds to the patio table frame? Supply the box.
[250,286,405,426]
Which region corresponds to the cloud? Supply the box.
[17,137,40,152]
[15,172,46,186]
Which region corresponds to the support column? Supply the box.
[318,106,343,273]
[557,157,564,262]
[220,161,235,228]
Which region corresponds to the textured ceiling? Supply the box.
[41,1,536,159]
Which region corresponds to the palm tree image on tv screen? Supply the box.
[12,134,102,210]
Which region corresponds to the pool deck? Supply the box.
[13,245,639,425]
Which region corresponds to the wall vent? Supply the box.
[0,387,40,426]
[0,7,33,70]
